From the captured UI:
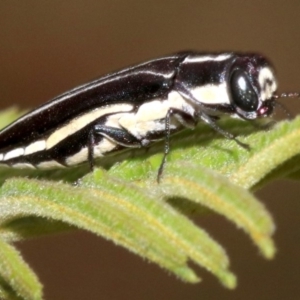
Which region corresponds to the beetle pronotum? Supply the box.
[0,51,298,181]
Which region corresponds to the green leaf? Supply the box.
[83,170,236,287]
[0,107,26,130]
[0,239,42,300]
[0,108,300,299]
[0,174,236,287]
[159,162,275,259]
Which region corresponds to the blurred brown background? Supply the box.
[1,1,300,299]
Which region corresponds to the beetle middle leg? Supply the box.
[157,108,197,182]
[88,124,142,171]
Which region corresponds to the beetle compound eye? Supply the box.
[230,70,258,112]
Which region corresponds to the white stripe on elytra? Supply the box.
[118,91,192,139]
[0,56,177,134]
[12,163,36,169]
[65,147,88,166]
[0,140,46,163]
[184,53,232,63]
[37,160,65,169]
[4,148,24,161]
[46,104,133,150]
[94,138,118,156]
[24,140,46,155]
[65,138,117,166]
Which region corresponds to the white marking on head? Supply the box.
[184,53,232,63]
[258,67,277,101]
[4,148,24,161]
[190,83,230,105]
[37,160,65,169]
[46,104,133,149]
[24,140,46,155]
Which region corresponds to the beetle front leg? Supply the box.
[176,81,250,150]
[88,124,142,171]
[157,108,197,182]
[200,113,250,150]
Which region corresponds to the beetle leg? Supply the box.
[175,81,250,150]
[88,125,142,171]
[200,113,250,150]
[157,108,197,182]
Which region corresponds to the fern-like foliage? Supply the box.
[0,107,299,300]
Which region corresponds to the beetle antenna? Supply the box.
[274,92,300,99]
[273,101,292,120]
[273,92,300,120]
